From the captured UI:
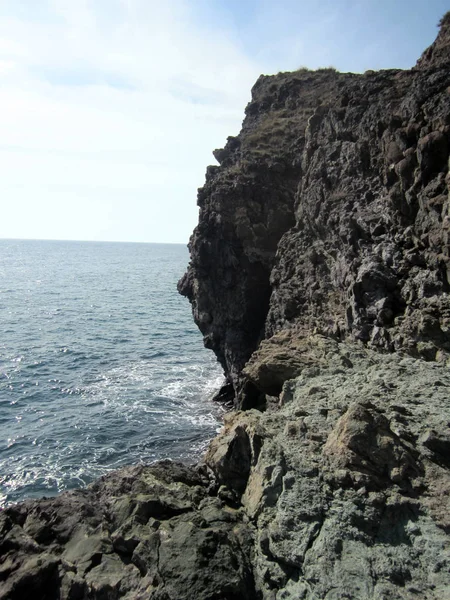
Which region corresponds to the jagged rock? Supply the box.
[3,14,450,600]
[242,332,351,397]
[2,341,449,599]
[211,340,450,599]
[177,70,343,397]
[205,411,264,496]
[0,463,257,600]
[180,14,450,406]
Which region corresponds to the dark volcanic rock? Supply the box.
[180,15,450,406]
[0,462,257,600]
[178,71,346,401]
[267,62,450,362]
[2,342,449,599]
[3,14,450,600]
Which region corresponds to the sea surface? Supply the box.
[0,239,224,508]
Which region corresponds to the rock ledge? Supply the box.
[1,340,449,599]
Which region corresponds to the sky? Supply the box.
[0,0,448,244]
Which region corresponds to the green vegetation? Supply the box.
[316,66,338,73]
[438,11,450,27]
[293,66,338,74]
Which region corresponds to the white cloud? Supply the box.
[0,0,262,243]
[0,0,440,243]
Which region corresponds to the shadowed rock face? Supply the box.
[179,16,450,406]
[177,72,347,401]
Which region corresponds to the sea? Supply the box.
[0,239,224,508]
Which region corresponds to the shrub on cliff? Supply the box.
[438,11,450,27]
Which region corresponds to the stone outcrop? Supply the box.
[179,13,450,407]
[207,340,450,599]
[2,340,449,598]
[0,462,257,600]
[2,14,450,600]
[177,69,346,402]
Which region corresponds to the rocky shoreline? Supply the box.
[2,15,450,600]
[1,339,449,599]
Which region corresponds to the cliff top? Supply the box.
[416,11,450,68]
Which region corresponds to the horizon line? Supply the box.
[0,237,188,246]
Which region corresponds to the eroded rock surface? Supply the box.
[180,14,450,406]
[2,341,449,599]
[207,339,450,600]
[0,461,257,600]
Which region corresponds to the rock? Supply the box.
[1,352,450,600]
[242,332,350,396]
[3,14,450,600]
[180,13,450,406]
[0,463,258,600]
[205,411,264,497]
[241,341,450,599]
[206,341,450,599]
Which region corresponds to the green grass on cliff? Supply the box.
[242,109,313,160]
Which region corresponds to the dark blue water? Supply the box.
[0,240,224,507]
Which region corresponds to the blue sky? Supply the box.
[0,0,448,243]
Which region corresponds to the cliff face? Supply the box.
[179,15,450,407]
[2,16,450,600]
[178,70,350,404]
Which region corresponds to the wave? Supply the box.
[0,240,223,508]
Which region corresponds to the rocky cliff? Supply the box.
[2,15,450,600]
[179,12,450,408]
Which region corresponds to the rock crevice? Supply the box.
[180,15,450,406]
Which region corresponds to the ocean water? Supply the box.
[0,239,224,508]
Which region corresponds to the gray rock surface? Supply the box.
[3,340,448,599]
[2,14,450,600]
[206,338,450,599]
[179,13,450,407]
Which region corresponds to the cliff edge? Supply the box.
[179,12,450,408]
[1,15,450,600]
